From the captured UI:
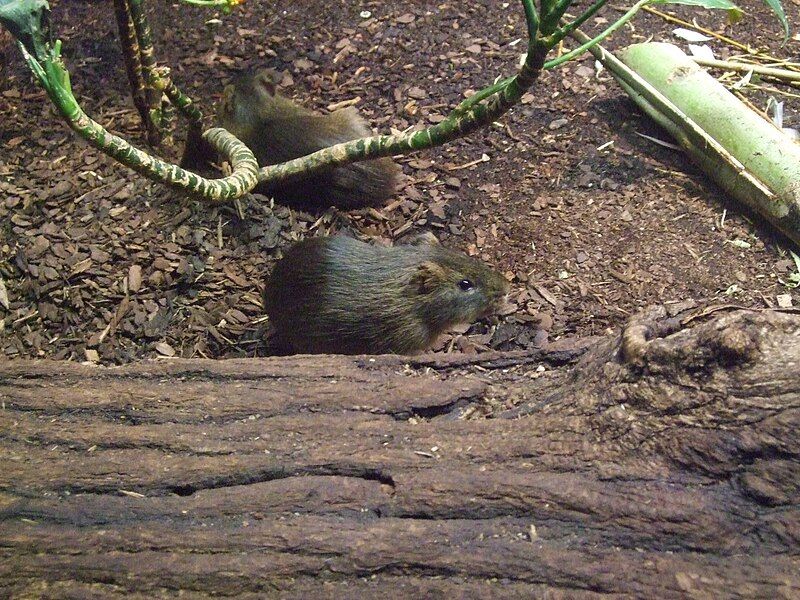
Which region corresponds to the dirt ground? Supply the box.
[1,0,798,363]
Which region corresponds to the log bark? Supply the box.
[0,307,798,598]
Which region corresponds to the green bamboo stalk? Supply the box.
[613,75,774,219]
[620,43,800,232]
[574,32,800,245]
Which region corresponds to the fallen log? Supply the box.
[0,306,798,598]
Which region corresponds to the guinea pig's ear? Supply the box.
[412,261,447,294]
[254,69,278,96]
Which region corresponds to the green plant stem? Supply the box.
[160,100,176,138]
[7,0,547,201]
[454,0,542,118]
[544,0,650,69]
[549,0,610,46]
[164,81,204,124]
[452,76,515,117]
[541,0,575,33]
[112,0,149,129]
[252,0,549,187]
[127,0,162,144]
[258,43,548,186]
[520,0,539,39]
[154,66,205,152]
[21,45,258,201]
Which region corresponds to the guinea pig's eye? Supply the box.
[458,279,475,291]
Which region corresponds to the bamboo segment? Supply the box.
[617,42,800,243]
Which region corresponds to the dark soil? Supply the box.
[1,0,798,363]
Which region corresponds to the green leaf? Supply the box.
[653,0,789,42]
[792,251,800,273]
[761,0,790,41]
[727,8,743,25]
[0,0,51,59]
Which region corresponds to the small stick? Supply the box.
[693,57,800,84]
[746,83,800,101]
[728,54,800,72]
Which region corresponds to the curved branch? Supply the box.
[255,0,549,188]
[257,50,546,185]
[4,0,659,203]
[4,0,258,200]
[22,41,257,200]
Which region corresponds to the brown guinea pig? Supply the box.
[264,234,509,355]
[215,69,400,211]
